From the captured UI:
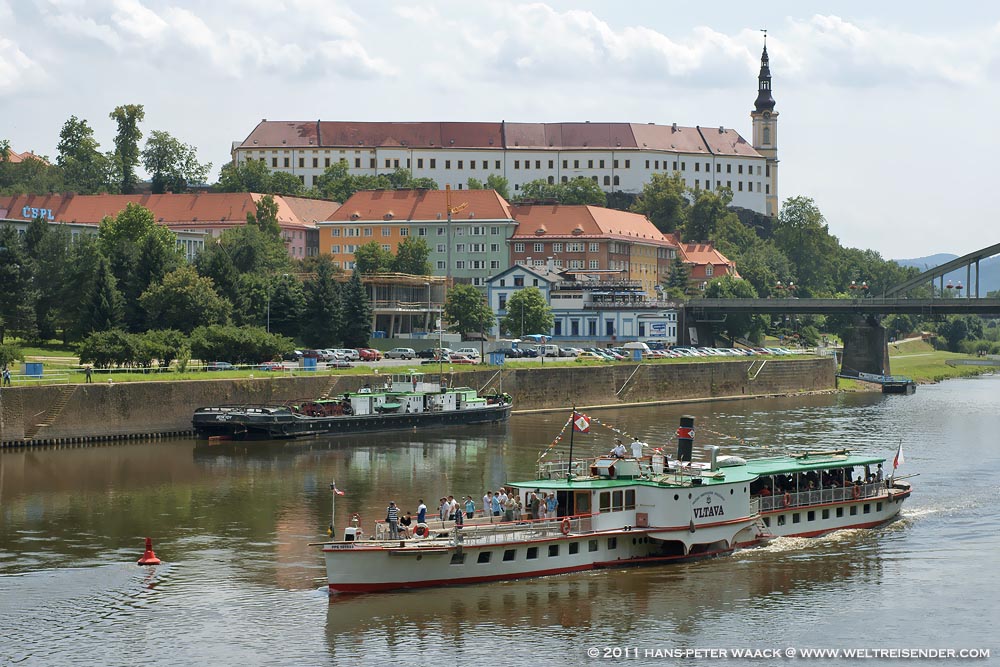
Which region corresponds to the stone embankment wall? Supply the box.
[0,358,835,447]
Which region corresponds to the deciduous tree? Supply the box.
[444,283,495,337]
[139,265,231,333]
[141,130,211,193]
[353,241,395,274]
[392,237,431,275]
[499,287,553,337]
[109,104,145,194]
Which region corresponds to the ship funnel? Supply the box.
[676,416,694,462]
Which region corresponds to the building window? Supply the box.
[436,261,446,269]
[445,160,451,169]
[562,159,568,169]
[613,175,620,185]
[695,162,700,172]
[457,160,463,169]
[645,160,650,169]
[587,159,593,168]
[490,260,500,269]
[354,158,361,168]
[325,157,331,167]
[573,160,580,169]
[417,158,424,168]
[456,260,465,269]
[624,160,630,168]
[553,242,563,253]
[727,164,732,173]
[588,242,599,252]
[385,159,391,168]
[272,157,278,167]
[514,160,520,169]
[400,228,408,236]
[312,158,317,168]
[363,227,373,236]
[548,160,554,169]
[589,260,599,269]
[613,159,619,168]
[533,242,544,253]
[514,276,524,287]
[429,159,436,168]
[416,227,427,236]
[514,243,525,252]
[706,265,714,276]
[603,176,610,185]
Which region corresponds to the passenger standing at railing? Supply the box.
[465,496,476,520]
[875,463,884,483]
[417,499,427,524]
[546,493,558,519]
[503,494,515,522]
[386,502,400,540]
[490,493,502,518]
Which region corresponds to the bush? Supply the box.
[77,330,138,369]
[189,325,295,365]
[0,343,24,370]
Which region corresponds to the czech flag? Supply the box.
[573,414,591,433]
[893,443,904,470]
[331,483,345,496]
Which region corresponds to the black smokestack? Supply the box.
[676,416,694,462]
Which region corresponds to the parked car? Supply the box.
[518,346,539,358]
[358,348,383,361]
[282,350,303,362]
[575,351,608,362]
[446,353,477,365]
[335,348,360,361]
[258,362,286,371]
[417,347,454,359]
[385,347,416,360]
[205,361,235,371]
[492,347,522,358]
[327,358,352,368]
[455,347,481,359]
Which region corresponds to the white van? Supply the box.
[455,347,481,359]
[622,342,652,358]
[539,344,562,357]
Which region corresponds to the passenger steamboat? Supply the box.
[192,372,511,440]
[317,414,911,593]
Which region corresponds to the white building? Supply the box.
[486,262,678,343]
[231,44,779,217]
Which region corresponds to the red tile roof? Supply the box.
[326,189,514,222]
[4,149,51,165]
[236,121,760,157]
[510,205,676,246]
[670,236,740,279]
[0,193,330,230]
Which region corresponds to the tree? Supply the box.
[80,254,125,336]
[140,265,231,333]
[265,274,306,340]
[353,241,395,274]
[468,174,510,200]
[56,116,113,193]
[24,220,72,340]
[141,130,211,193]
[300,256,342,347]
[392,237,431,275]
[268,171,304,196]
[0,226,37,342]
[340,271,372,348]
[499,287,553,337]
[774,196,837,294]
[0,342,23,369]
[703,275,762,344]
[216,159,275,193]
[246,194,282,240]
[109,104,145,194]
[559,177,607,205]
[444,283,495,337]
[77,329,136,369]
[666,255,691,295]
[630,172,689,234]
[685,188,736,242]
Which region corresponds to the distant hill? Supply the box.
[893,254,1000,296]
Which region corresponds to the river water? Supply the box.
[1,377,998,666]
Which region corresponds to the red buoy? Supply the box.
[137,537,161,565]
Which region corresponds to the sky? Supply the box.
[3,0,999,260]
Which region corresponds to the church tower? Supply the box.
[751,35,779,217]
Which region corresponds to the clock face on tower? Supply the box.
[763,112,770,119]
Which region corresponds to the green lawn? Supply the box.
[888,339,990,383]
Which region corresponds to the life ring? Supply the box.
[560,518,571,535]
[414,523,429,538]
[782,493,792,508]
[852,485,861,500]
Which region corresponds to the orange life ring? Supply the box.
[782,493,792,508]
[560,518,571,535]
[413,523,429,538]
[852,485,861,500]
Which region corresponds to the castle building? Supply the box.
[231,43,778,216]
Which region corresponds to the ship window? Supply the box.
[777,515,786,526]
[837,507,844,518]
[599,492,611,512]
[612,491,623,511]
[822,509,830,520]
[526,547,538,560]
[625,489,636,510]
[863,504,871,514]
[607,537,617,550]
[548,545,559,557]
[477,552,492,564]
[850,506,858,516]
[807,511,815,522]
[877,502,883,512]
[450,553,466,565]
[588,540,599,552]
[503,549,516,561]
[792,513,801,524]
[762,517,770,528]
[569,542,579,555]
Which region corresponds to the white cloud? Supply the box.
[112,0,169,42]
[0,38,47,93]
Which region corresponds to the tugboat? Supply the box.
[316,414,912,593]
[192,372,511,440]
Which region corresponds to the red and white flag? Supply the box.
[573,414,591,433]
[331,483,345,496]
[893,443,904,470]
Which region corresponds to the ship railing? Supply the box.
[757,482,885,512]
[536,460,588,480]
[371,512,597,544]
[749,497,760,515]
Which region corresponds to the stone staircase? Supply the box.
[23,385,77,441]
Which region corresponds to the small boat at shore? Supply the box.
[192,372,512,440]
[317,414,912,593]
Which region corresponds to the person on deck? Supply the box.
[386,501,400,539]
[490,492,502,518]
[875,463,884,483]
[465,496,476,519]
[439,497,449,522]
[417,499,427,524]
[399,511,413,538]
[612,439,627,458]
[546,493,558,519]
[631,439,645,459]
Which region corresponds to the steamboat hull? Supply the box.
[193,404,511,440]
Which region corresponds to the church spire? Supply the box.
[754,32,776,112]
